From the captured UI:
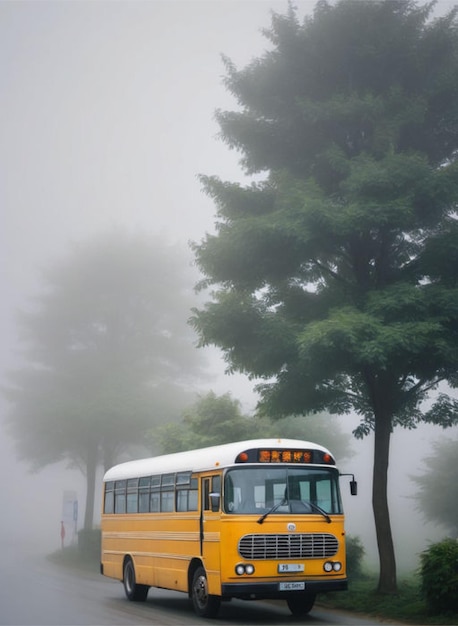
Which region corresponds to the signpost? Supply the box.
[61,490,78,547]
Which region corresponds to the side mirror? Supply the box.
[340,473,358,496]
[209,492,220,512]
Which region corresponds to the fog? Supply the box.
[339,419,456,573]
[1,0,456,575]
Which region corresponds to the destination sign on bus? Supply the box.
[235,448,335,465]
[259,449,312,463]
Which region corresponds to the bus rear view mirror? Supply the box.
[209,492,220,512]
[340,473,357,496]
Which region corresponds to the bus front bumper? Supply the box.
[221,578,347,599]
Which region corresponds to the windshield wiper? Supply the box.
[257,498,287,524]
[257,498,332,524]
[304,500,332,524]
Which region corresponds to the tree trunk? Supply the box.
[83,440,98,530]
[372,409,397,594]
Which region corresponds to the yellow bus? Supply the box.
[100,438,356,618]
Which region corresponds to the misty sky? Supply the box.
[2,0,311,409]
[1,0,457,564]
[1,0,320,555]
[1,1,311,300]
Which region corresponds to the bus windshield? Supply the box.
[224,466,342,515]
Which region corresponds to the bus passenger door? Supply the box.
[200,475,221,595]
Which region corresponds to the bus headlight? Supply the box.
[235,563,255,575]
[323,561,342,573]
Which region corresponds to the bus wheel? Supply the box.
[191,566,221,618]
[286,593,316,617]
[123,558,149,602]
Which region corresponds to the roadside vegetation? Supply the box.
[47,528,101,574]
[320,536,458,625]
[320,576,457,626]
[47,544,99,574]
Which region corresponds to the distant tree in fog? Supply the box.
[153,391,258,453]
[191,1,458,594]
[263,414,353,462]
[154,390,353,461]
[411,436,458,536]
[3,230,206,529]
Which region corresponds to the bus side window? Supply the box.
[104,481,114,514]
[210,475,221,511]
[114,480,126,514]
[212,475,221,496]
[203,475,221,512]
[189,478,198,510]
[177,477,198,512]
[150,475,160,512]
[203,478,210,511]
[127,478,139,513]
[161,473,175,512]
[138,476,151,513]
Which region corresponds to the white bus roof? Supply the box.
[103,438,333,482]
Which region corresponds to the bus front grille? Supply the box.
[238,533,339,560]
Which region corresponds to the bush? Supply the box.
[420,538,458,614]
[346,535,365,579]
[77,528,101,557]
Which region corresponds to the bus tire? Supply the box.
[123,557,149,602]
[191,566,221,618]
[286,593,316,617]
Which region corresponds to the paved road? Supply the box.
[0,548,401,625]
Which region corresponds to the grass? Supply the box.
[319,575,458,625]
[47,545,100,575]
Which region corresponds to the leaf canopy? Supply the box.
[192,0,458,433]
[4,231,204,471]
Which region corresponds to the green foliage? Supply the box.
[193,0,458,430]
[420,539,458,614]
[321,575,458,625]
[48,537,100,574]
[411,437,458,535]
[346,535,365,580]
[153,391,259,453]
[263,413,353,462]
[153,391,353,461]
[77,528,101,556]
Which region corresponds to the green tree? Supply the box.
[264,414,353,462]
[411,435,458,535]
[154,391,259,453]
[3,230,204,529]
[420,538,458,614]
[191,1,458,593]
[155,390,353,459]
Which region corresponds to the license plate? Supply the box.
[278,563,304,573]
[279,582,305,591]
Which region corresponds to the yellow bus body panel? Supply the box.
[101,512,346,595]
[102,512,200,592]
